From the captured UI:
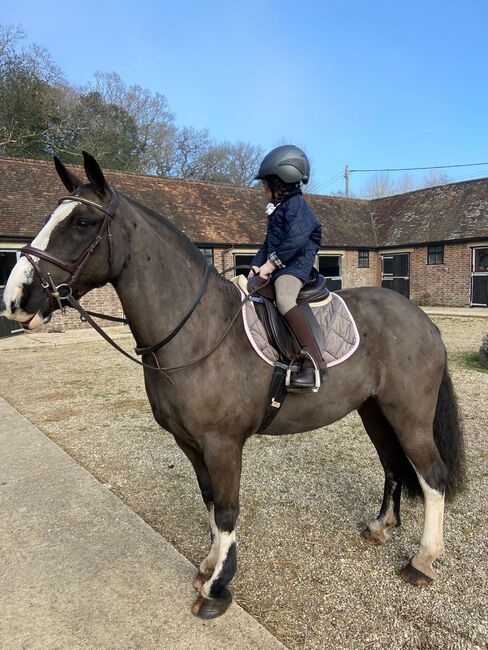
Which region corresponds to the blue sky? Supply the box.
[3,0,488,194]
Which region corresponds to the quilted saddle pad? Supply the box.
[232,275,360,367]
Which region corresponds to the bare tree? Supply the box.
[396,172,417,193]
[90,72,176,174]
[360,171,397,199]
[0,23,264,185]
[421,169,450,188]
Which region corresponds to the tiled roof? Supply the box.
[0,156,375,247]
[370,178,488,246]
[0,156,487,248]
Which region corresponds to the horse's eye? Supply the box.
[75,218,92,230]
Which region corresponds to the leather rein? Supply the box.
[20,188,260,380]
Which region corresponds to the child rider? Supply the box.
[251,145,327,389]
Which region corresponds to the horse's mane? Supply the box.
[125,195,241,308]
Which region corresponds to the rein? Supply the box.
[21,189,266,379]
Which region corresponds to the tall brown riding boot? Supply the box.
[283,305,328,389]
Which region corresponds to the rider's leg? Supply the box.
[275,274,303,316]
[275,275,327,388]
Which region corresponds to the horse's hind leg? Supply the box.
[358,398,402,545]
[398,437,447,585]
[378,399,447,585]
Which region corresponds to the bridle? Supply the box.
[18,186,259,380]
[21,188,120,312]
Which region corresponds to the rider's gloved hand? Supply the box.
[259,260,276,279]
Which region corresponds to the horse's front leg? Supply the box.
[192,436,243,619]
[174,439,219,589]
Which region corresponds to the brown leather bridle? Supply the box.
[18,186,266,380]
[20,188,119,311]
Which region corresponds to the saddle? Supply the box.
[247,272,329,363]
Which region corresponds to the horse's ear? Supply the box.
[53,156,83,192]
[82,151,107,195]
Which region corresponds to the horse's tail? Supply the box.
[432,355,467,500]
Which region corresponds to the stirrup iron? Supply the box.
[285,351,321,393]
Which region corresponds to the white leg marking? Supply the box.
[200,505,220,572]
[2,201,76,322]
[368,497,397,538]
[414,473,445,572]
[201,530,235,598]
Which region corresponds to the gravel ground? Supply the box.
[1,317,487,649]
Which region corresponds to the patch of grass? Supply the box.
[463,353,488,374]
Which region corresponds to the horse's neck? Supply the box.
[112,205,235,359]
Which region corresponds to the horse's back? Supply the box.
[336,285,445,370]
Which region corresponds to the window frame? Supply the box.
[317,254,343,290]
[233,252,257,276]
[198,247,214,267]
[358,250,370,268]
[427,244,444,266]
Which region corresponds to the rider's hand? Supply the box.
[247,265,260,278]
[259,260,276,279]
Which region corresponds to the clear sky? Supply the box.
[2,0,488,195]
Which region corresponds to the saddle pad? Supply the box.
[232,275,360,367]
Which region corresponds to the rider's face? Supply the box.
[262,181,273,203]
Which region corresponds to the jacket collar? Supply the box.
[271,190,302,212]
[278,189,302,205]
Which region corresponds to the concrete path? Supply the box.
[0,397,285,650]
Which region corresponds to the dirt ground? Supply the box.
[1,316,487,649]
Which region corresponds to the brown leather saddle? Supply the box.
[247,273,330,363]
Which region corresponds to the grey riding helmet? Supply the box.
[255,145,310,184]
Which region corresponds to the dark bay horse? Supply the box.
[2,153,466,619]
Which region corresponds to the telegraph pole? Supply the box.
[345,165,350,198]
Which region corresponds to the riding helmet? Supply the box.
[255,145,310,184]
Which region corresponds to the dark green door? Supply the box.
[381,253,410,298]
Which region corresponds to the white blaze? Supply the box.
[2,201,77,323]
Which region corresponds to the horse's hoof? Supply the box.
[361,525,388,545]
[191,590,232,619]
[193,569,213,591]
[399,560,434,587]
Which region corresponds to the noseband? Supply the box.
[21,188,119,310]
[18,187,216,379]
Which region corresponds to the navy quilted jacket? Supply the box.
[251,191,322,282]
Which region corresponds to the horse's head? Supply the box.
[1,152,121,330]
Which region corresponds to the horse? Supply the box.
[2,152,466,619]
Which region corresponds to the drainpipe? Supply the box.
[221,246,234,279]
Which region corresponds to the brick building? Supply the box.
[1,157,487,335]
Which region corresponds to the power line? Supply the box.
[447,169,488,183]
[313,170,344,194]
[350,161,488,173]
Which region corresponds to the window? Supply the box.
[234,254,256,276]
[427,244,444,265]
[473,247,488,272]
[198,247,214,267]
[0,252,18,286]
[358,250,369,268]
[318,255,342,291]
